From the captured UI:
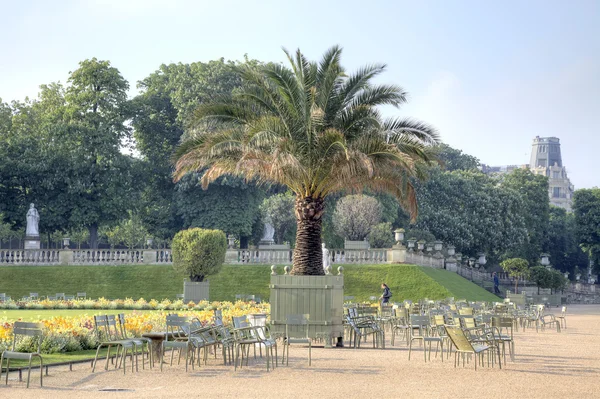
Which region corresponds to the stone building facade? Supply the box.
[481,136,574,211]
[529,136,574,211]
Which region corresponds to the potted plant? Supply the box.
[172,228,227,303]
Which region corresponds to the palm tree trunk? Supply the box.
[291,195,325,275]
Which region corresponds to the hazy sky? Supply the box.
[1,0,598,188]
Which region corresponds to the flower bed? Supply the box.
[0,300,269,354]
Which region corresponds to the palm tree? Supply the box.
[174,46,439,275]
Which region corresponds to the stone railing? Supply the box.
[0,250,62,265]
[223,248,388,265]
[0,249,173,266]
[404,251,444,268]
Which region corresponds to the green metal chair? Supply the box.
[408,315,443,362]
[232,315,277,371]
[1,322,44,388]
[282,314,312,366]
[491,316,515,362]
[390,307,410,346]
[92,315,137,374]
[445,325,496,370]
[161,315,194,372]
[116,313,153,369]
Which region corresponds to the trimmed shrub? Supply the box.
[172,228,227,282]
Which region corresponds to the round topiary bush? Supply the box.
[172,228,227,282]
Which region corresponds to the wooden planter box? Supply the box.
[269,271,344,348]
[184,281,209,303]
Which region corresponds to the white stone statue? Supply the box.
[26,203,40,237]
[261,222,275,244]
[322,243,330,272]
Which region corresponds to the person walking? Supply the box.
[379,283,392,304]
[493,272,501,294]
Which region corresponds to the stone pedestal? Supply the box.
[386,245,406,263]
[24,236,40,249]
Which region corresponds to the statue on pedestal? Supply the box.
[24,203,41,249]
[26,203,40,237]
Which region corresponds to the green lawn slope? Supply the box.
[418,267,499,302]
[0,264,497,302]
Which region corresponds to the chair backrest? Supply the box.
[213,309,224,326]
[166,314,189,339]
[117,313,130,339]
[410,315,430,337]
[359,306,378,317]
[346,307,358,318]
[459,316,476,329]
[444,326,475,353]
[491,316,513,337]
[56,293,65,300]
[12,322,43,353]
[286,314,310,338]
[93,315,111,341]
[29,292,39,299]
[432,315,445,326]
[458,307,474,316]
[77,292,86,299]
[232,315,249,329]
[561,306,567,315]
[380,304,393,317]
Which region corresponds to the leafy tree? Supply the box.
[413,168,527,259]
[69,228,90,250]
[573,188,600,273]
[110,213,149,249]
[368,222,394,248]
[260,191,296,245]
[333,194,382,241]
[172,228,226,282]
[0,214,12,249]
[434,143,480,171]
[501,168,550,263]
[131,59,261,240]
[529,266,553,294]
[63,58,136,248]
[175,174,264,245]
[500,258,530,294]
[547,206,588,276]
[174,46,438,275]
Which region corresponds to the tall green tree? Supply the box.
[434,143,480,171]
[131,59,262,241]
[174,46,438,275]
[547,206,588,276]
[573,188,600,273]
[501,168,550,263]
[63,58,136,248]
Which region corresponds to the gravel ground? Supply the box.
[2,305,599,399]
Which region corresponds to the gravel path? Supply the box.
[2,305,599,399]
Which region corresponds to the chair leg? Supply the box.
[39,357,43,387]
[309,341,312,366]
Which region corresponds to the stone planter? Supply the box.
[269,266,344,347]
[183,280,209,303]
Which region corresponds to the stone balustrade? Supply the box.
[0,249,61,265]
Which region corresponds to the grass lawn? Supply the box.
[0,263,498,303]
[418,267,500,302]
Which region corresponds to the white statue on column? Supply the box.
[26,203,40,237]
[322,243,330,273]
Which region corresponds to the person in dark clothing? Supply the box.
[380,283,392,304]
[493,272,500,294]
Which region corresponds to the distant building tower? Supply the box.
[529,136,574,211]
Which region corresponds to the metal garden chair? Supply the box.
[161,315,193,372]
[92,315,137,374]
[408,315,443,361]
[445,325,497,370]
[557,306,567,329]
[116,313,153,369]
[1,322,44,388]
[282,314,312,366]
[232,315,277,371]
[491,316,515,362]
